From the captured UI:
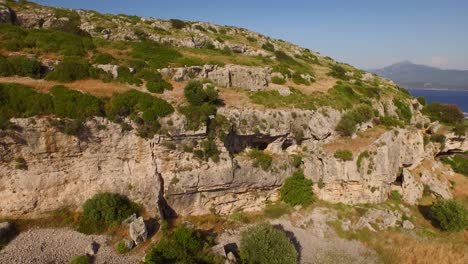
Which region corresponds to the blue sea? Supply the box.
[408,88,468,115]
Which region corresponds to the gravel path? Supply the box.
[0,228,143,264]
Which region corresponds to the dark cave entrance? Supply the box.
[223,128,285,154]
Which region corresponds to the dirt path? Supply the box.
[0,228,143,264]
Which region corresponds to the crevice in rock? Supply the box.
[150,141,176,219]
[223,127,284,154]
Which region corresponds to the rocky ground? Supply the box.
[0,228,143,264]
[217,207,380,264]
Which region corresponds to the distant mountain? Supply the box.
[370,61,468,90]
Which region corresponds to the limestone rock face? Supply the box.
[401,169,423,205]
[160,64,271,91]
[420,170,453,199]
[0,5,13,24]
[94,64,119,79]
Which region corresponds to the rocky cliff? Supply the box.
[0,1,466,220]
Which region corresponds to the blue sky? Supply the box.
[34,0,468,70]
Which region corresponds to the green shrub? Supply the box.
[452,123,467,137]
[417,96,426,106]
[290,155,302,168]
[262,42,275,52]
[357,151,370,172]
[106,90,173,138]
[0,56,13,76]
[24,28,94,56]
[335,105,374,136]
[334,150,353,161]
[248,149,273,171]
[92,53,117,64]
[430,134,446,145]
[239,223,298,264]
[77,192,138,234]
[390,190,402,202]
[131,41,182,69]
[146,80,169,93]
[183,80,219,106]
[178,103,217,131]
[271,76,286,85]
[379,116,404,128]
[170,19,187,29]
[280,170,314,207]
[52,8,82,34]
[15,157,27,170]
[69,255,90,264]
[442,154,468,176]
[51,85,104,119]
[142,226,220,264]
[46,57,91,82]
[115,241,130,254]
[117,67,142,86]
[423,102,464,125]
[328,64,348,80]
[393,99,412,123]
[6,56,42,78]
[430,199,467,232]
[0,83,54,120]
[292,73,310,85]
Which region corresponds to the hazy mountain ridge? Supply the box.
[371,61,468,90]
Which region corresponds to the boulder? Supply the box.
[402,220,415,230]
[0,5,13,24]
[95,64,119,79]
[278,86,291,97]
[211,244,226,258]
[354,208,402,231]
[361,72,374,82]
[0,222,13,238]
[420,170,452,199]
[401,169,423,205]
[129,216,148,245]
[226,252,237,264]
[16,12,44,28]
[85,241,99,256]
[122,238,134,250]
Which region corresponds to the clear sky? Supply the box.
[34,0,468,70]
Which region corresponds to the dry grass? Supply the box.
[0,77,132,97]
[323,127,386,154]
[369,231,468,264]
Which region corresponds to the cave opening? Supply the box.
[224,128,284,154]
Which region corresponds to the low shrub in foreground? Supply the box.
[0,56,42,78]
[239,223,298,264]
[77,192,138,234]
[142,226,221,264]
[335,105,374,136]
[280,170,314,207]
[46,57,91,82]
[430,199,467,232]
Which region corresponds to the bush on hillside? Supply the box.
[46,57,91,82]
[169,19,187,29]
[417,96,426,106]
[239,223,298,264]
[147,79,172,93]
[92,53,117,64]
[25,28,94,56]
[328,64,348,80]
[248,149,273,171]
[423,102,464,125]
[142,226,220,264]
[334,150,353,161]
[379,116,404,128]
[441,154,468,176]
[430,199,467,232]
[0,56,42,78]
[335,105,374,136]
[117,67,142,86]
[271,76,286,85]
[292,73,310,85]
[0,83,53,119]
[51,85,104,119]
[262,42,275,52]
[183,80,219,106]
[131,42,182,69]
[280,170,314,207]
[77,192,138,234]
[393,98,412,123]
